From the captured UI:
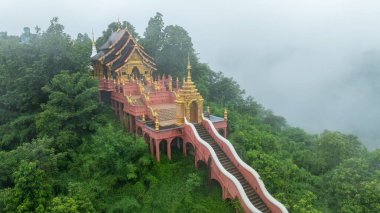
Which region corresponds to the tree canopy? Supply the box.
[0,14,379,213]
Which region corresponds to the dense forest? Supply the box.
[0,13,379,212]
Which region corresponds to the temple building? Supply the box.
[91,25,287,213]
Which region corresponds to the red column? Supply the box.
[113,101,117,115]
[129,114,133,133]
[167,138,172,161]
[150,138,154,157]
[119,104,123,125]
[156,140,160,162]
[116,102,119,116]
[123,113,127,130]
[224,127,227,138]
[183,142,187,157]
[125,113,129,132]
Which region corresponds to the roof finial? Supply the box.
[91,29,95,44]
[186,53,191,81]
[117,17,121,31]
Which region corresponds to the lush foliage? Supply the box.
[1,14,379,213]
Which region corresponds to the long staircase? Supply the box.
[194,124,271,213]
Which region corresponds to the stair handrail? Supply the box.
[202,114,288,213]
[184,118,260,213]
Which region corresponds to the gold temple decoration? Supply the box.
[168,78,172,92]
[126,95,133,104]
[173,91,179,98]
[142,113,146,123]
[186,54,191,81]
[175,55,204,125]
[154,80,158,91]
[139,83,145,93]
[144,93,150,105]
[224,108,228,120]
[154,111,159,131]
[207,106,210,116]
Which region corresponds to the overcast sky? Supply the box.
[1,0,380,149]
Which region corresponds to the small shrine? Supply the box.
[175,56,204,125]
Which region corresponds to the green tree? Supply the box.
[326,158,370,212]
[359,179,380,212]
[36,71,105,152]
[9,161,52,212]
[316,131,366,173]
[0,17,91,150]
[293,191,321,213]
[208,72,245,106]
[0,138,58,189]
[49,196,80,213]
[141,12,164,59]
[76,123,150,179]
[156,25,196,78]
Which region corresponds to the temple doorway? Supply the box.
[131,66,143,80]
[189,101,198,123]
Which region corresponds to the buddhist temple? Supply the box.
[91,25,287,213]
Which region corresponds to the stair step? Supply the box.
[247,191,257,198]
[230,170,241,176]
[224,165,235,170]
[252,197,261,203]
[256,203,267,211]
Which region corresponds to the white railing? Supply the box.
[202,114,288,213]
[184,118,260,213]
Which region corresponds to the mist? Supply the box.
[1,0,379,149]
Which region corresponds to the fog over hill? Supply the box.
[1,0,379,149]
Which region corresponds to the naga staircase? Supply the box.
[194,124,271,213]
[183,115,288,213]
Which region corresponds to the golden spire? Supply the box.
[91,29,97,57]
[186,53,192,82]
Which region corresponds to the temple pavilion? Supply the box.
[91,27,227,161]
[91,25,287,213]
